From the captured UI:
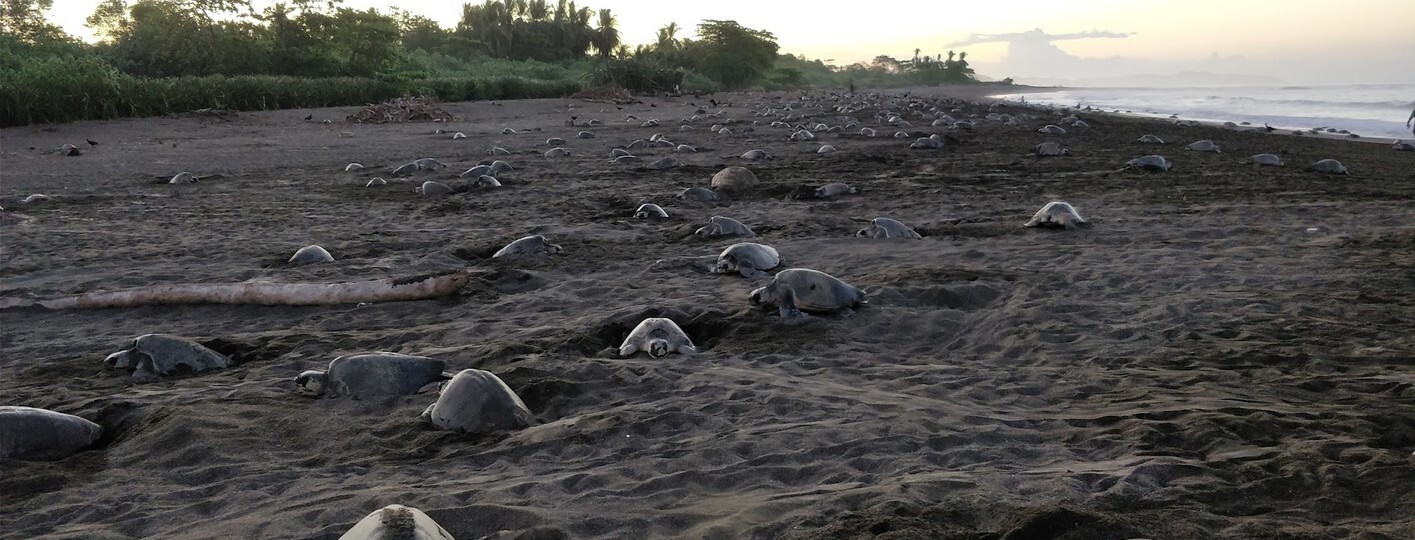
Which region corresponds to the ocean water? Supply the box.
[994,84,1415,140]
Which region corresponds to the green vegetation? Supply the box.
[1,0,991,127]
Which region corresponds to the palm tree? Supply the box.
[527,0,549,21]
[655,22,679,50]
[590,8,620,60]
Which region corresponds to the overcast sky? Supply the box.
[44,0,1415,84]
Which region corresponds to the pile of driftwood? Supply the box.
[571,86,641,105]
[346,96,455,124]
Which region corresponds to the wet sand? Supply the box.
[2,88,1413,539]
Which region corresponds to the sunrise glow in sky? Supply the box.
[42,0,1415,83]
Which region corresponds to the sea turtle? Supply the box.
[647,156,679,169]
[677,187,719,203]
[60,143,81,156]
[492,235,562,258]
[170,172,197,184]
[1032,141,1069,156]
[1307,159,1348,175]
[460,165,493,178]
[545,147,571,158]
[714,242,780,278]
[490,160,514,174]
[815,182,856,199]
[451,132,466,139]
[288,245,334,264]
[1137,134,1165,144]
[609,148,632,158]
[741,149,768,161]
[695,216,754,238]
[488,147,511,156]
[471,175,501,188]
[610,155,640,164]
[365,178,386,187]
[1126,155,1173,172]
[634,203,669,219]
[337,504,453,540]
[748,268,867,320]
[0,406,103,461]
[711,167,757,192]
[546,137,568,146]
[295,353,449,399]
[618,318,698,357]
[103,334,230,382]
[909,136,944,149]
[1038,125,1067,135]
[857,217,922,239]
[577,131,596,139]
[1249,153,1285,166]
[420,369,533,434]
[344,163,364,171]
[415,181,454,198]
[1023,201,1087,229]
[817,145,837,154]
[675,144,697,153]
[1392,140,1415,152]
[1186,140,1222,153]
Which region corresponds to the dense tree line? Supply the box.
[1,0,989,126]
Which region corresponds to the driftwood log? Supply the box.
[0,271,471,310]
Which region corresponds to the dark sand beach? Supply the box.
[2,88,1412,539]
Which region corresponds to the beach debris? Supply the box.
[0,406,103,461]
[619,318,698,357]
[420,369,533,433]
[815,182,856,199]
[1024,201,1087,230]
[1126,155,1173,172]
[0,271,472,310]
[337,504,454,540]
[346,96,454,124]
[749,268,867,320]
[857,217,922,239]
[695,216,754,238]
[1249,153,1285,166]
[711,166,758,193]
[295,353,448,399]
[634,203,669,219]
[1032,141,1069,156]
[1137,134,1166,144]
[288,245,334,265]
[493,235,562,258]
[103,334,230,382]
[715,242,780,278]
[415,181,454,198]
[1186,140,1222,153]
[1307,159,1349,175]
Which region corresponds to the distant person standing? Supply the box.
[1408,103,1415,136]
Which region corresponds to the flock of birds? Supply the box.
[3,88,1409,539]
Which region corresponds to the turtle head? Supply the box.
[647,338,672,358]
[694,225,711,237]
[295,370,328,397]
[713,255,737,274]
[856,228,871,237]
[104,350,136,369]
[748,282,780,307]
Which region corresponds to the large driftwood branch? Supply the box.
[0,271,472,310]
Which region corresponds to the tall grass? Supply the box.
[0,51,584,128]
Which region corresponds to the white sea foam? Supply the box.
[996,84,1415,139]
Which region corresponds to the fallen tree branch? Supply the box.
[0,271,472,310]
